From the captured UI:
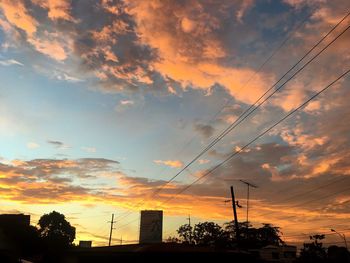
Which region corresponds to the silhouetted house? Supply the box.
[0,214,30,227]
[258,245,297,262]
[139,210,163,244]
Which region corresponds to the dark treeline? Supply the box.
[166,221,350,263]
[166,221,283,249]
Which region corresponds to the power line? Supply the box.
[251,188,350,231]
[253,176,350,218]
[258,185,350,222]
[156,67,350,208]
[192,7,316,127]
[282,230,350,239]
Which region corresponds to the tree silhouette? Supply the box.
[193,222,228,246]
[298,234,327,263]
[173,221,284,249]
[177,224,193,244]
[224,221,283,248]
[224,221,250,240]
[255,223,284,247]
[38,211,75,249]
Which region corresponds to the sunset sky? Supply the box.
[0,0,350,247]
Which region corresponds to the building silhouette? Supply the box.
[139,210,163,244]
[0,214,30,228]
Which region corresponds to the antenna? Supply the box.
[239,180,258,224]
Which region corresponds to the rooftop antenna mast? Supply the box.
[239,180,257,225]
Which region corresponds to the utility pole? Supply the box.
[240,180,257,225]
[108,214,116,246]
[230,186,240,241]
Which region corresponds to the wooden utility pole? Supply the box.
[230,186,240,240]
[108,214,115,246]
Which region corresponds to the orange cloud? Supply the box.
[0,1,72,61]
[32,0,74,21]
[124,0,273,103]
[1,154,350,246]
[0,0,38,36]
[154,160,184,168]
[28,36,67,61]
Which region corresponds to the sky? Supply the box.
[0,0,350,247]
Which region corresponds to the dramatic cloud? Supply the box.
[32,0,75,22]
[0,158,120,203]
[0,0,348,105]
[125,0,276,101]
[0,0,286,100]
[0,0,38,36]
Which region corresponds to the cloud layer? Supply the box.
[2,0,346,99]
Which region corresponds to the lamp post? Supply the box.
[331,229,348,249]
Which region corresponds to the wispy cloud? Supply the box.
[26,142,40,149]
[81,147,97,153]
[120,100,134,106]
[115,99,135,112]
[0,59,23,66]
[54,72,84,83]
[154,159,184,168]
[198,159,210,165]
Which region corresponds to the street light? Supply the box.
[331,229,348,249]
